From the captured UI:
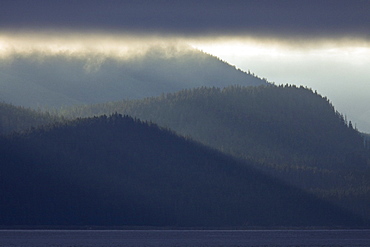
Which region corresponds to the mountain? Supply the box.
[0,45,267,109]
[0,114,364,227]
[61,85,368,170]
[0,102,61,135]
[59,85,370,220]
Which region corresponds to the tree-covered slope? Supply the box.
[0,46,267,108]
[0,114,364,227]
[0,102,61,135]
[62,85,368,170]
[60,85,370,220]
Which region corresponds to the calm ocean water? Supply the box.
[0,229,369,247]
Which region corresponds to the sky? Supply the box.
[1,0,370,132]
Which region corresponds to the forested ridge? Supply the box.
[61,85,368,170]
[0,114,366,227]
[60,85,370,221]
[0,102,61,135]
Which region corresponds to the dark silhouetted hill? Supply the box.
[0,114,365,227]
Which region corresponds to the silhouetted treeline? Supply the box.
[0,114,364,227]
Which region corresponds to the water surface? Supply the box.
[0,229,369,247]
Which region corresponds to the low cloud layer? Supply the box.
[0,32,193,61]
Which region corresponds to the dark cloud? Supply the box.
[1,0,369,38]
